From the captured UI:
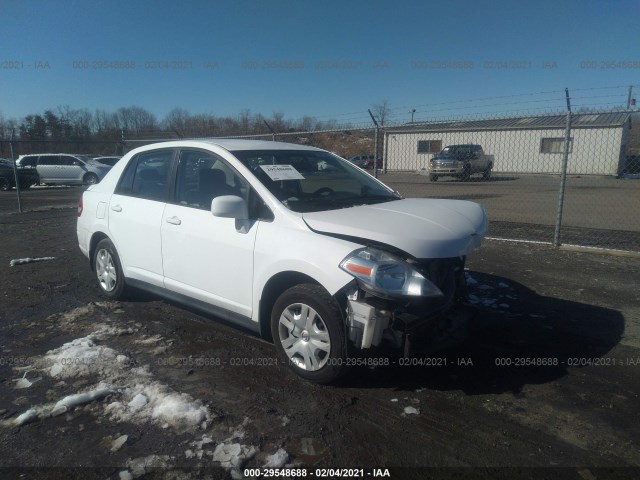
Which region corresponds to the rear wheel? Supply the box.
[84,173,99,185]
[0,177,12,191]
[271,284,347,384]
[93,238,127,299]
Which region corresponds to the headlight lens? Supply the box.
[339,248,443,298]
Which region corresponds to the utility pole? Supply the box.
[410,109,416,122]
[627,85,633,109]
[10,129,23,213]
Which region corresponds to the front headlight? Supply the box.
[339,247,443,298]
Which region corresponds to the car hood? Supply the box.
[302,199,488,258]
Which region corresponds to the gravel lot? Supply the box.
[1,189,639,479]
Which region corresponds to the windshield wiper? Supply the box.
[327,194,400,206]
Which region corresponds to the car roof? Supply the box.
[137,139,324,153]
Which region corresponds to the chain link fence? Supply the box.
[3,110,639,253]
[204,111,640,253]
[378,110,640,252]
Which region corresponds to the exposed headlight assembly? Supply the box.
[339,247,443,298]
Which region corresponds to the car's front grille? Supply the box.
[413,257,465,305]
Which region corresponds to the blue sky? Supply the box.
[1,0,639,126]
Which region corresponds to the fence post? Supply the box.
[553,88,572,246]
[10,129,23,213]
[368,110,380,178]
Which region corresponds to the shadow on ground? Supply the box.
[342,272,624,393]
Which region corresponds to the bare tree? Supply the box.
[117,106,157,135]
[164,107,191,138]
[371,101,391,126]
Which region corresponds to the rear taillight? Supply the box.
[77,195,83,217]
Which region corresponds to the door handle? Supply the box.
[166,216,181,225]
[111,205,122,212]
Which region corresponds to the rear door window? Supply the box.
[39,156,61,166]
[116,149,175,201]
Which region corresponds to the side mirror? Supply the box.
[211,195,248,220]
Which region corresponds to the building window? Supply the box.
[417,140,442,154]
[540,137,573,154]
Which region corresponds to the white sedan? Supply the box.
[77,140,487,383]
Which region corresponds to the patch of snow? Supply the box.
[9,256,56,267]
[7,324,211,433]
[13,409,39,426]
[128,393,148,411]
[134,335,164,345]
[151,391,209,430]
[498,282,509,288]
[263,448,289,468]
[281,415,290,426]
[111,434,128,452]
[390,398,398,402]
[13,373,42,389]
[213,442,257,469]
[51,387,113,416]
[499,303,510,309]
[125,454,172,478]
[404,406,420,415]
[478,285,494,291]
[118,471,133,480]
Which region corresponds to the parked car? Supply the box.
[428,144,493,181]
[347,155,382,170]
[0,158,40,191]
[77,140,487,383]
[92,156,122,167]
[16,153,112,186]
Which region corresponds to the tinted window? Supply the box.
[39,155,61,166]
[21,156,38,167]
[115,149,174,201]
[60,156,82,166]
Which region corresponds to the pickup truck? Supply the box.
[0,159,40,191]
[428,144,493,181]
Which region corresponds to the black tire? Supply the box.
[461,164,472,181]
[429,174,438,182]
[93,238,127,300]
[271,284,347,384]
[84,173,99,185]
[482,164,492,180]
[0,177,13,191]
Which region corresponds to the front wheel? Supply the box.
[271,284,347,384]
[93,238,127,299]
[429,174,439,182]
[482,164,492,180]
[461,164,472,181]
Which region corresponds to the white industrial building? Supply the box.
[383,112,633,175]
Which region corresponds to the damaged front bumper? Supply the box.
[343,256,471,356]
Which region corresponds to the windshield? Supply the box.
[439,145,472,157]
[232,149,400,213]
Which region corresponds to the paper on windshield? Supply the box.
[259,165,305,181]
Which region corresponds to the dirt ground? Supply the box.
[1,194,640,479]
